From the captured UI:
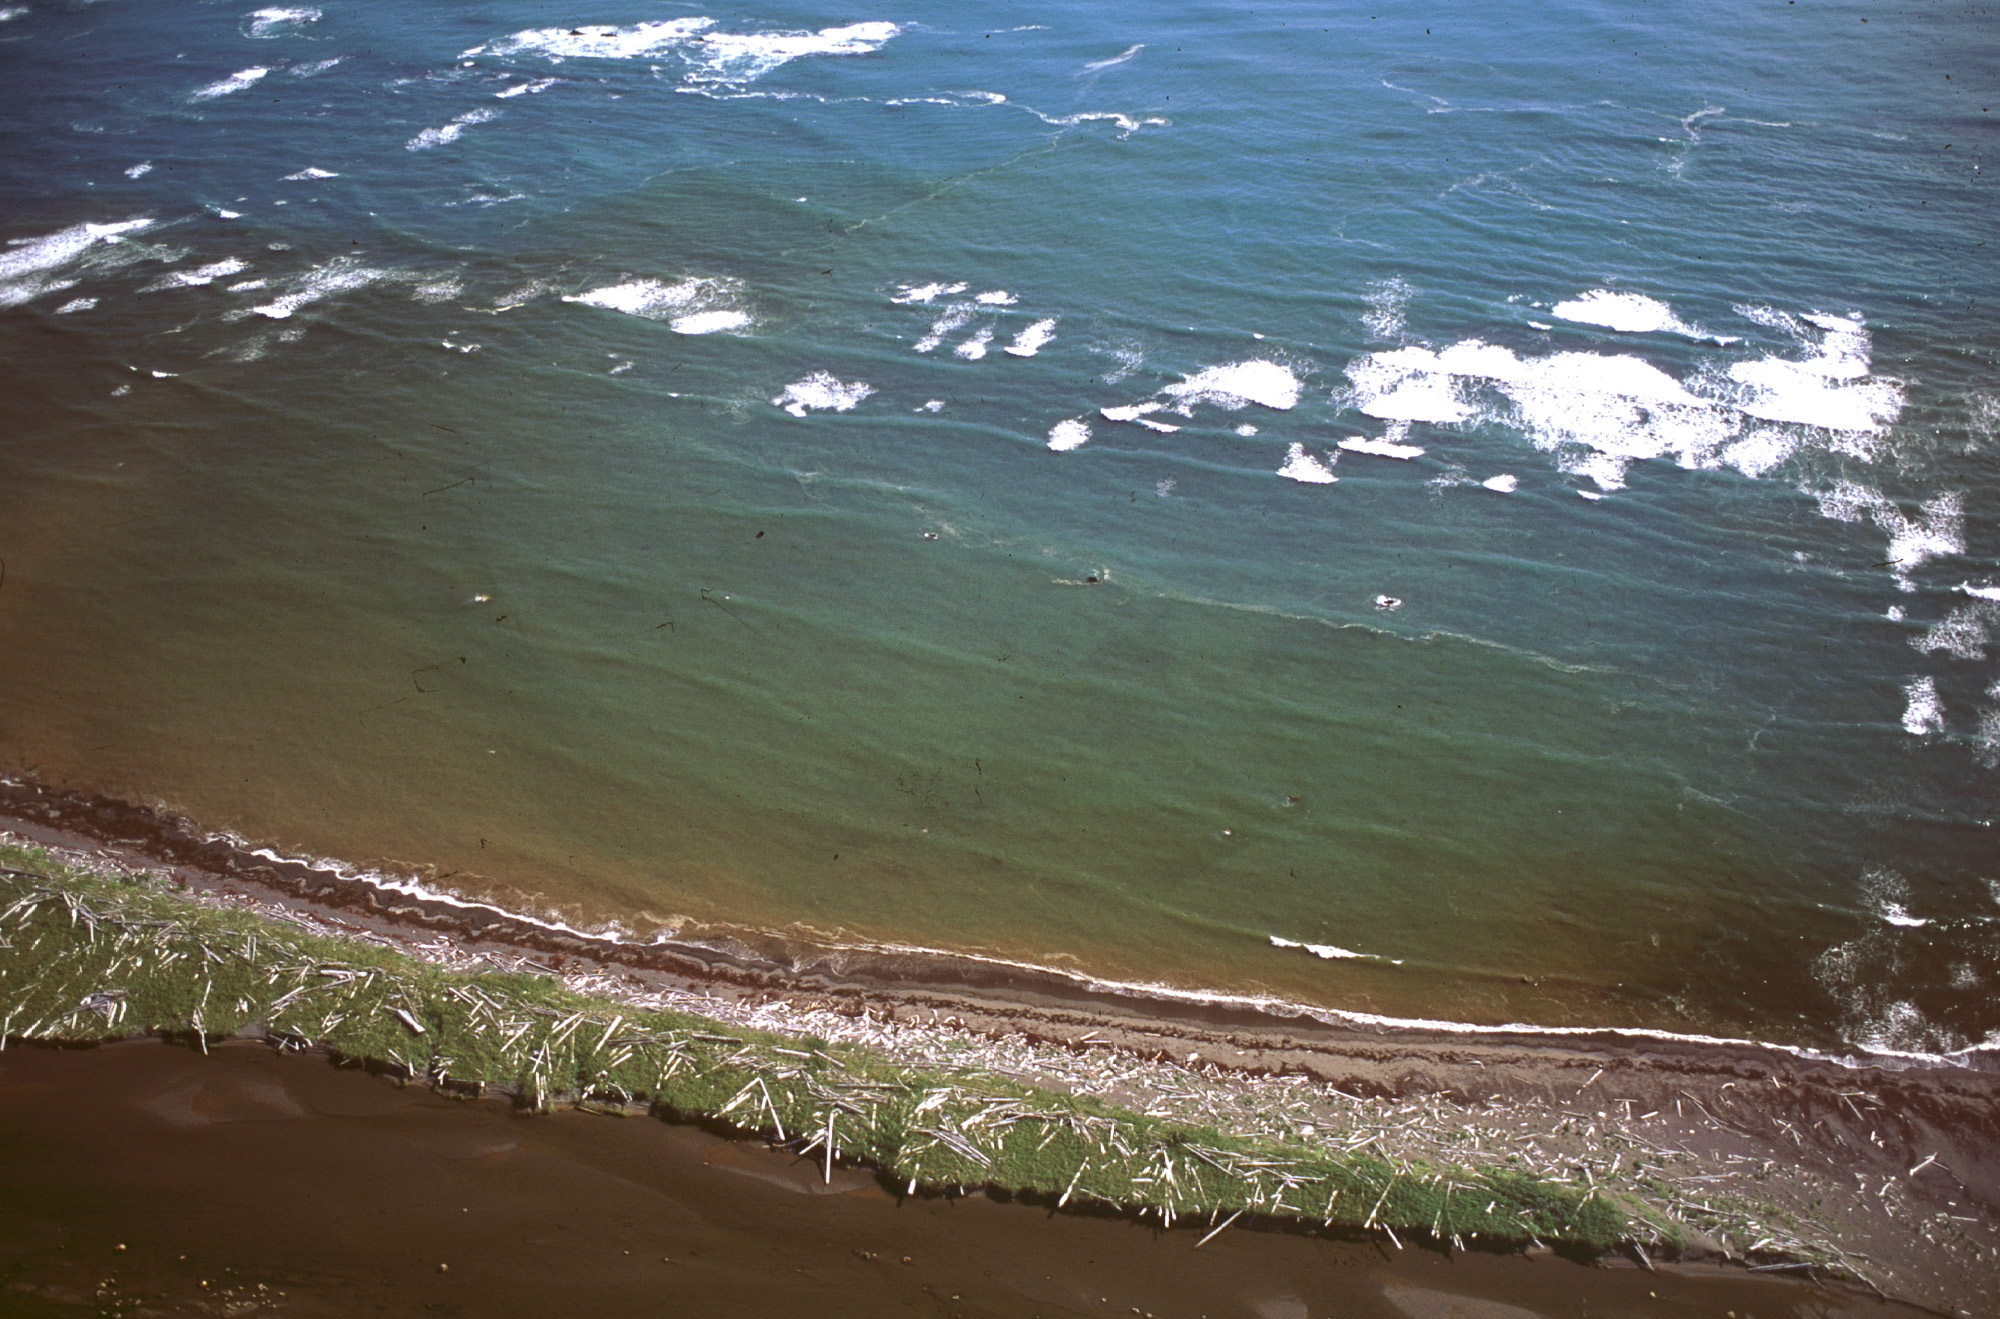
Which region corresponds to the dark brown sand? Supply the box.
[0,1040,1926,1319]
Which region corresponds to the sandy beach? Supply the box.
[2,776,1997,1314]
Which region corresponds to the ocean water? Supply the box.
[0,0,1995,1056]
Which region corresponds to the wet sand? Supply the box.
[0,1040,1926,1319]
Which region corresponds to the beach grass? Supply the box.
[0,842,1627,1251]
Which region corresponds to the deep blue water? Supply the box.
[0,0,1996,1054]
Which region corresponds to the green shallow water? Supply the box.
[0,0,1996,1052]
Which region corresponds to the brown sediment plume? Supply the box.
[2,772,1998,1313]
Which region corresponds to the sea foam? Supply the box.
[1912,602,1995,660]
[0,217,154,308]
[1901,676,1944,735]
[140,257,248,292]
[463,18,899,89]
[892,281,967,305]
[407,108,499,151]
[1812,483,1962,591]
[191,67,269,100]
[1338,436,1425,459]
[773,372,873,416]
[246,257,386,319]
[1046,418,1090,451]
[1551,289,1731,343]
[1082,43,1145,73]
[1004,319,1056,357]
[562,276,750,333]
[246,7,320,38]
[1341,310,1904,492]
[1162,359,1301,412]
[1276,443,1338,484]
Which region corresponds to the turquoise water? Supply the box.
[0,0,1995,1053]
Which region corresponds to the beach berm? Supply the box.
[0,841,1623,1252]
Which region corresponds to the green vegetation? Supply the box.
[0,843,1628,1251]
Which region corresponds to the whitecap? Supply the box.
[1233,423,1257,437]
[464,18,900,89]
[913,303,975,353]
[124,162,152,179]
[1099,403,1180,434]
[1269,935,1401,964]
[464,17,715,62]
[1344,348,1471,423]
[892,281,966,305]
[406,107,498,151]
[140,257,248,292]
[1481,474,1519,492]
[1551,288,1732,343]
[1978,705,2000,769]
[1729,356,1900,431]
[0,217,153,308]
[1912,602,1995,659]
[496,78,557,98]
[1033,109,1169,135]
[1004,318,1056,357]
[680,20,900,86]
[1342,320,1901,492]
[282,166,338,180]
[1361,276,1412,340]
[1100,341,1144,384]
[1160,358,1300,411]
[53,297,96,314]
[1082,43,1144,72]
[1276,443,1338,484]
[671,308,750,335]
[954,326,993,360]
[1046,418,1090,451]
[490,279,552,312]
[246,7,320,38]
[190,67,269,100]
[561,276,748,332]
[1337,436,1425,460]
[1957,582,2000,601]
[246,256,385,319]
[1862,868,1929,928]
[974,289,1015,306]
[1901,675,1943,735]
[1712,427,1796,479]
[1812,483,1963,591]
[773,371,872,417]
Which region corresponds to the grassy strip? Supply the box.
[0,844,1628,1251]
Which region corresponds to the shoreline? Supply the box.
[2,775,1998,1312]
[4,774,1990,1075]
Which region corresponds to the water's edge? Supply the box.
[4,771,1991,1077]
